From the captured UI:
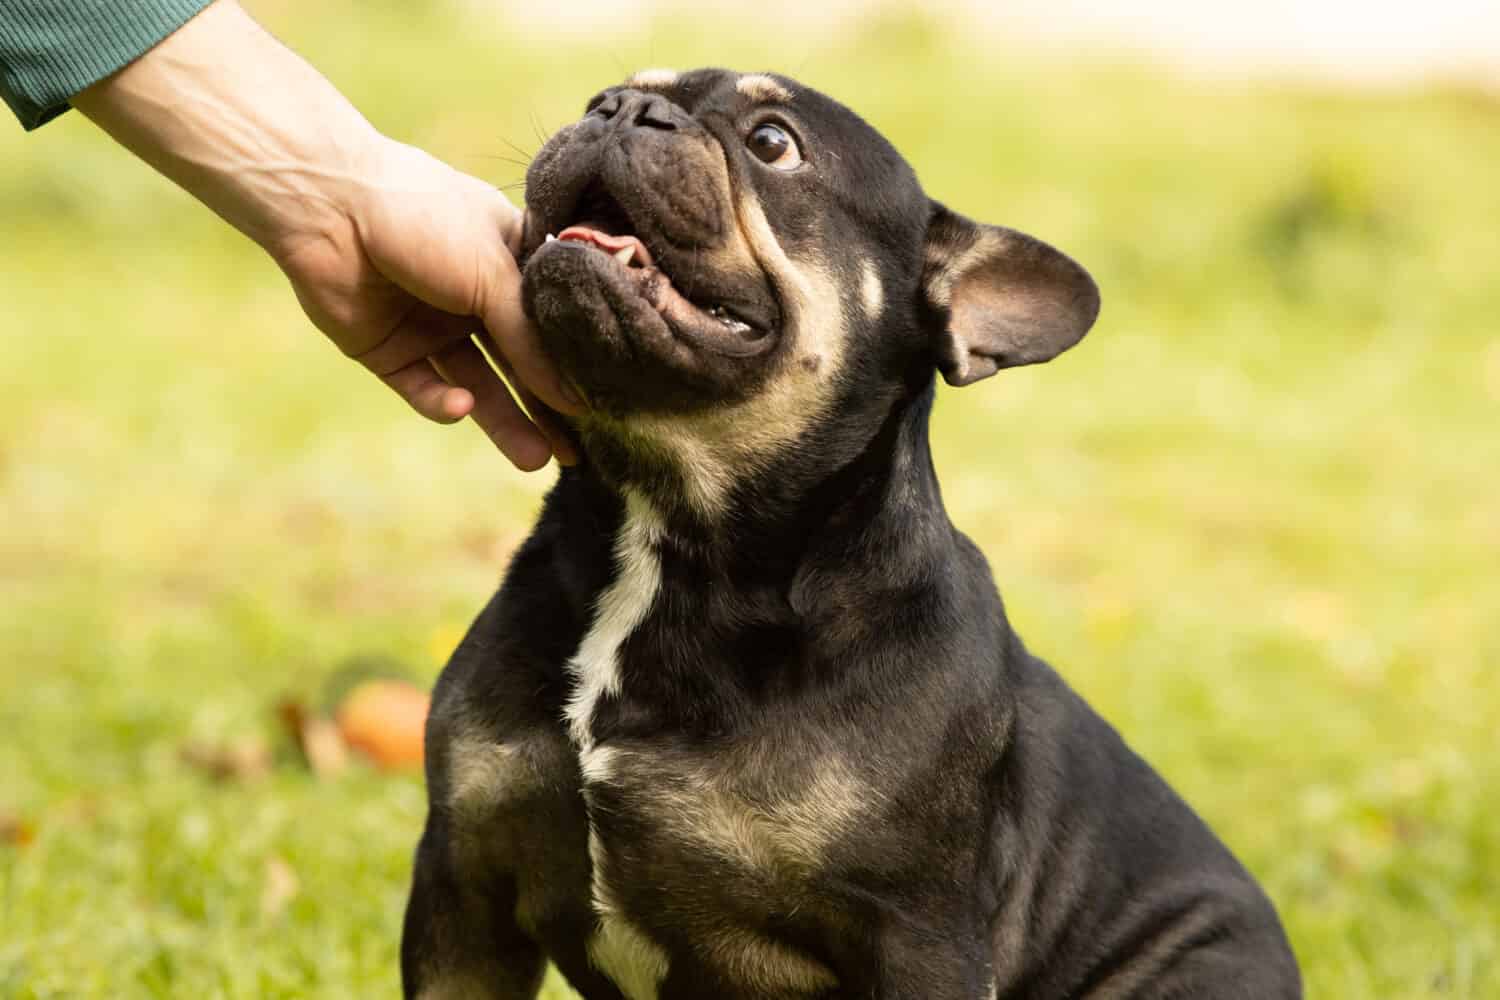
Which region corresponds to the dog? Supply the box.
[401,68,1302,999]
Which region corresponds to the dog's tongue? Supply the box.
[556,226,653,267]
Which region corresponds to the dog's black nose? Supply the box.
[591,89,682,131]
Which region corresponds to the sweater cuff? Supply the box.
[1,0,214,130]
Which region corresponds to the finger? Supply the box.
[488,349,580,467]
[479,258,585,418]
[514,384,580,467]
[381,359,474,423]
[497,195,527,258]
[432,339,553,471]
[353,305,476,376]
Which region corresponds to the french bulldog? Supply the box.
[401,68,1301,999]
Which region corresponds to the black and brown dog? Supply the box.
[401,68,1301,999]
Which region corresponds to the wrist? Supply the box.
[74,0,383,255]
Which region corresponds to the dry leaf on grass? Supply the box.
[178,738,272,783]
[277,698,349,778]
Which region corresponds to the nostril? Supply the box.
[633,96,678,131]
[592,96,620,120]
[591,90,682,131]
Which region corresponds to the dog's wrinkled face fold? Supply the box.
[520,67,1100,503]
[404,72,1301,1000]
[521,68,925,416]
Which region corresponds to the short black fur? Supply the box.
[402,68,1301,999]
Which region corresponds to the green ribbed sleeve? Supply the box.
[0,0,212,130]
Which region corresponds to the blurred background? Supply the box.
[2,1,1497,996]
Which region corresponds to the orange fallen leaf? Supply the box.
[335,679,429,771]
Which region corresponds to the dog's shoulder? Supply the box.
[983,650,1299,993]
[423,478,622,821]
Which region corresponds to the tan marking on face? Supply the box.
[623,191,849,517]
[860,260,885,317]
[628,67,679,89]
[737,73,792,103]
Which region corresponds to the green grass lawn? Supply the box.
[2,3,1497,997]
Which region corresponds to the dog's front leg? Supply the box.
[401,818,545,999]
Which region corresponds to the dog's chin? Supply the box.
[522,239,778,414]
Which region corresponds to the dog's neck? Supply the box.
[562,375,956,593]
[546,375,1009,741]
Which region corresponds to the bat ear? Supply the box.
[922,202,1100,386]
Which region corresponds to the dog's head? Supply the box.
[520,68,1098,511]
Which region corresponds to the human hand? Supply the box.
[272,137,581,470]
[73,1,580,471]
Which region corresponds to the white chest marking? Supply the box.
[564,489,664,751]
[566,490,671,996]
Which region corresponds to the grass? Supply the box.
[2,2,1497,996]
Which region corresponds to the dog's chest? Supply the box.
[579,740,853,998]
[559,494,856,996]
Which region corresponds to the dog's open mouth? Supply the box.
[539,181,776,358]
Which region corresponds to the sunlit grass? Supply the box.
[2,3,1496,997]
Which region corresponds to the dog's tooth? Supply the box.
[545,233,556,242]
[613,245,636,266]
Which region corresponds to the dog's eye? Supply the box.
[746,123,802,170]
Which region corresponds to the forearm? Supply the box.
[49,0,570,465]
[71,0,376,253]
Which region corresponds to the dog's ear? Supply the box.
[922,202,1100,386]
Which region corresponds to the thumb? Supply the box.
[477,240,584,419]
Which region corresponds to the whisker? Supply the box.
[471,154,534,170]
[498,135,535,164]
[528,109,553,148]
